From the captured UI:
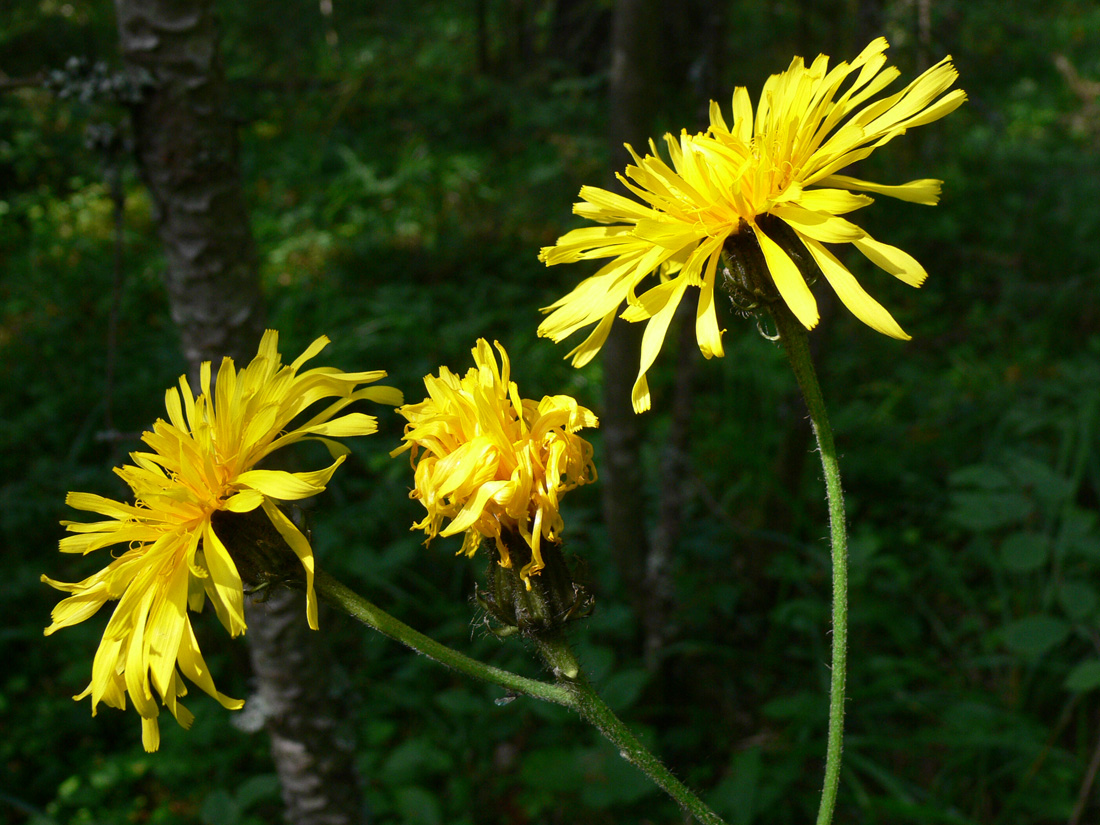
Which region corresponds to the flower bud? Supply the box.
[209,506,307,598]
[722,215,821,316]
[476,530,593,640]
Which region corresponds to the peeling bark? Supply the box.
[113,1,364,821]
[245,593,364,825]
[114,0,264,367]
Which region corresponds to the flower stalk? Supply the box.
[314,568,571,706]
[536,632,728,825]
[314,566,727,825]
[767,301,849,825]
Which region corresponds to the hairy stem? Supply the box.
[536,631,728,825]
[769,302,849,825]
[314,569,570,706]
[315,568,727,824]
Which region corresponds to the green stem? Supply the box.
[314,568,570,707]
[315,568,726,825]
[535,633,728,825]
[768,303,849,825]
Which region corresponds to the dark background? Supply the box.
[3,0,1100,823]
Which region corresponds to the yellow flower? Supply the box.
[392,340,597,586]
[43,331,402,752]
[539,37,966,412]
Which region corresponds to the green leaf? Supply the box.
[393,785,443,825]
[201,789,240,825]
[1001,615,1071,657]
[762,691,821,722]
[234,775,279,812]
[1006,452,1073,506]
[999,532,1049,572]
[576,644,615,682]
[1058,580,1099,620]
[381,737,454,784]
[1063,507,1100,559]
[519,747,584,793]
[709,746,763,825]
[598,668,649,712]
[949,464,1011,489]
[578,746,659,809]
[1065,660,1100,692]
[948,491,1033,531]
[433,687,488,716]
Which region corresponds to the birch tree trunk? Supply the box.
[113,1,364,821]
[114,0,263,366]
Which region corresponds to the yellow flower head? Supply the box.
[43,331,402,752]
[539,38,966,412]
[392,339,597,586]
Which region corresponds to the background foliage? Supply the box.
[3,1,1100,823]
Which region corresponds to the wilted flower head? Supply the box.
[539,37,966,412]
[392,339,597,586]
[43,331,401,751]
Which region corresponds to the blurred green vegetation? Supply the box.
[3,1,1100,823]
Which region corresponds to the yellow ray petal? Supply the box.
[142,717,161,753]
[42,585,110,634]
[261,500,319,630]
[632,279,690,413]
[694,240,726,359]
[563,312,616,369]
[820,174,942,205]
[147,561,190,700]
[297,412,380,438]
[795,188,874,214]
[770,205,865,243]
[752,222,820,330]
[237,457,346,501]
[802,237,910,339]
[630,375,652,413]
[223,490,264,512]
[202,521,247,637]
[288,335,330,371]
[176,621,244,709]
[854,236,928,287]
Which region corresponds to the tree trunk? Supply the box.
[113,1,364,821]
[245,592,363,825]
[114,0,264,367]
[602,0,662,652]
